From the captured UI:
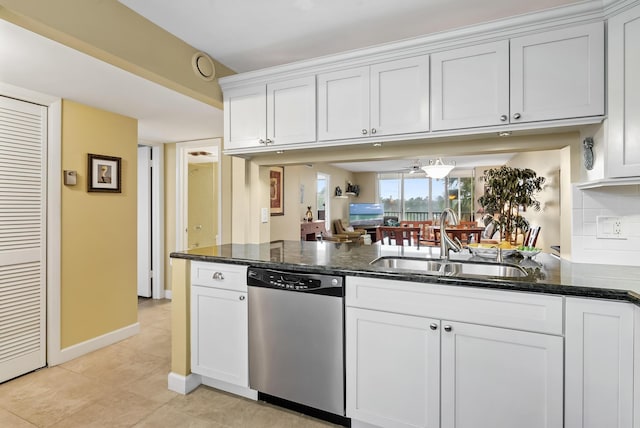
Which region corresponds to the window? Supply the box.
[377,172,474,221]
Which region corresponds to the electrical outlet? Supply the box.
[596,216,626,240]
[261,207,269,223]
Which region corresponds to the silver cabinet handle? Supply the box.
[500,115,508,121]
[265,138,273,145]
[512,113,521,120]
[239,295,245,301]
[444,325,452,332]
[212,272,224,280]
[371,128,377,134]
[258,139,265,145]
[361,129,368,135]
[430,323,438,330]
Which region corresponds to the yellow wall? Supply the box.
[60,100,138,348]
[187,162,218,249]
[269,163,355,241]
[0,1,235,108]
[507,149,562,252]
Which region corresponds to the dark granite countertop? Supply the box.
[171,240,640,306]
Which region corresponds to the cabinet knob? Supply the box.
[239,295,245,301]
[443,325,452,332]
[500,115,508,121]
[430,323,438,330]
[258,139,265,145]
[265,138,273,145]
[212,272,224,280]
[361,129,368,135]
[371,128,377,134]
[512,113,521,120]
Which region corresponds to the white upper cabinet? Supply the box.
[607,4,640,178]
[432,22,604,131]
[431,41,509,130]
[318,55,430,141]
[224,84,266,150]
[510,22,604,123]
[317,66,370,141]
[224,76,316,150]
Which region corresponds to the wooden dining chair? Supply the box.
[524,226,541,247]
[377,227,413,246]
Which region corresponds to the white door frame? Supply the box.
[137,143,165,299]
[176,139,222,252]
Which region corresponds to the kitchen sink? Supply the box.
[369,256,528,279]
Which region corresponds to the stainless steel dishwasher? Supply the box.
[247,267,347,425]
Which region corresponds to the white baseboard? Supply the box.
[351,420,381,428]
[164,290,172,300]
[200,376,258,400]
[168,371,201,394]
[48,322,140,366]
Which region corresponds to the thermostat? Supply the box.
[64,170,77,186]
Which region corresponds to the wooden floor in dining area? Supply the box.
[0,298,337,428]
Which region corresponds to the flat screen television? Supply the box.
[349,203,384,227]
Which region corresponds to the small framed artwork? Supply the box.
[88,153,121,193]
[270,166,284,216]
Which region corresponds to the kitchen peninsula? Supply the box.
[170,241,640,428]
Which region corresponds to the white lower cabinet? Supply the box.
[190,262,249,388]
[346,308,440,428]
[346,276,564,428]
[440,321,563,428]
[565,297,635,428]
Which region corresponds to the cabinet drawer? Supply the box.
[191,261,248,292]
[346,276,563,335]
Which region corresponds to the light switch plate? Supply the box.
[261,207,269,223]
[596,216,626,240]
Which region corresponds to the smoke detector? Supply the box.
[192,52,216,81]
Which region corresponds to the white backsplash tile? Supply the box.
[572,185,640,266]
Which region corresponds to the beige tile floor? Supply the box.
[0,298,337,427]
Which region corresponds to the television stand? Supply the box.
[361,225,380,243]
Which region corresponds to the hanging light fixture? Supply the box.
[421,158,455,179]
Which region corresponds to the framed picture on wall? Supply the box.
[88,153,121,193]
[270,166,284,216]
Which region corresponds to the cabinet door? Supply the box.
[370,55,430,135]
[440,321,563,428]
[510,22,604,123]
[565,298,634,428]
[223,84,266,150]
[318,66,370,141]
[191,285,248,387]
[607,5,640,178]
[266,76,316,145]
[431,41,509,130]
[346,307,440,428]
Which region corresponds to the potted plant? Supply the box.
[477,166,545,244]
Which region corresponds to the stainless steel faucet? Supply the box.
[440,208,463,260]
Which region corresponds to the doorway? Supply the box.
[176,139,221,251]
[317,172,330,232]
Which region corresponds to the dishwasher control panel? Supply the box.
[247,267,343,295]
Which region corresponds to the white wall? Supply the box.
[571,185,640,266]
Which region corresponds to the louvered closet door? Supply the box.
[0,96,47,383]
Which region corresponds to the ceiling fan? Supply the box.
[398,160,426,175]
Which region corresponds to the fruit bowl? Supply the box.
[467,243,517,258]
[517,248,542,258]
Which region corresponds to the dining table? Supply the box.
[431,225,485,244]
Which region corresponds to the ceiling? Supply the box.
[2,0,581,158]
[0,19,221,144]
[119,0,584,73]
